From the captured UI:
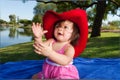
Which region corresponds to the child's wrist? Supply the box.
[34,37,42,43]
[34,35,42,38]
[34,36,42,39]
[46,50,54,58]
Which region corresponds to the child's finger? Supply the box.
[32,22,35,28]
[32,22,37,32]
[43,30,48,34]
[38,43,45,47]
[32,22,35,26]
[34,49,42,54]
[33,44,42,51]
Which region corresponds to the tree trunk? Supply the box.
[90,1,106,37]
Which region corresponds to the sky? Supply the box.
[0,0,120,23]
[0,0,37,21]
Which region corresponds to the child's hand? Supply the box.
[32,22,48,38]
[33,41,53,57]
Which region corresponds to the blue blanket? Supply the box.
[0,57,120,80]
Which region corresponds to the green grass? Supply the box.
[0,32,120,63]
[0,42,45,63]
[81,32,120,58]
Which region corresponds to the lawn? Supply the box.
[0,32,120,63]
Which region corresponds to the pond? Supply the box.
[0,26,33,48]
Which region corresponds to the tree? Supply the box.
[9,14,16,26]
[32,2,57,23]
[32,14,42,23]
[19,19,32,26]
[90,1,107,37]
[90,0,120,37]
[35,0,120,37]
[0,19,7,24]
[108,20,120,27]
[24,0,120,37]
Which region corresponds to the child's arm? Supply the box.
[48,45,74,66]
[32,23,48,43]
[33,42,74,66]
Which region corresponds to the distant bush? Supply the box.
[102,25,120,30]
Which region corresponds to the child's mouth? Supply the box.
[58,33,63,36]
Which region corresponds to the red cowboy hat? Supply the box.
[43,8,88,58]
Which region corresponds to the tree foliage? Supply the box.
[0,19,7,24]
[19,19,32,26]
[32,0,120,37]
[9,14,16,23]
[32,2,57,23]
[33,2,56,15]
[108,20,120,27]
[32,14,42,23]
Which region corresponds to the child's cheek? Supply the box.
[66,30,73,34]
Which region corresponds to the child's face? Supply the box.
[54,20,73,42]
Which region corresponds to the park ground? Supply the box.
[0,32,120,63]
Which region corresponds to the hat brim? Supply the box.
[43,8,88,58]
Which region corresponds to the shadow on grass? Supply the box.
[80,37,120,58]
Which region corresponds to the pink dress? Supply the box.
[37,43,79,79]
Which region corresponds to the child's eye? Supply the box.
[64,26,69,29]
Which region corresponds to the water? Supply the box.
[0,26,32,48]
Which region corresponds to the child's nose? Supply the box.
[58,27,63,31]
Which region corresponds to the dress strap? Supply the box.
[52,39,68,54]
[60,44,68,52]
